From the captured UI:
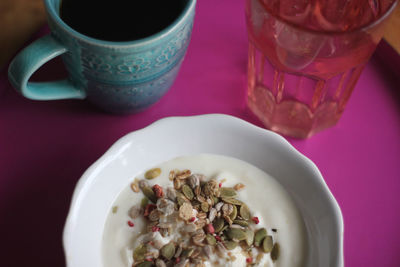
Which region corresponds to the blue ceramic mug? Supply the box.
[8,0,196,114]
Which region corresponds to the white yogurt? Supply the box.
[102,154,307,267]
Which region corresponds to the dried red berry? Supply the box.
[152,184,164,198]
[175,257,181,263]
[246,257,253,263]
[215,235,222,242]
[205,223,215,234]
[151,226,160,232]
[219,183,222,188]
[189,217,196,222]
[145,258,153,262]
[127,221,134,227]
[144,204,157,217]
[252,216,260,224]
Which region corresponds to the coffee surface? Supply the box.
[60,0,186,41]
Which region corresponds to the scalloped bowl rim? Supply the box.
[63,114,344,267]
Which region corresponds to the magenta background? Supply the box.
[0,0,399,266]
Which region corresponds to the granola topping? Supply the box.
[102,155,307,267]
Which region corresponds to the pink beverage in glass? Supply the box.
[245,0,398,138]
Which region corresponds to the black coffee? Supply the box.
[60,0,187,41]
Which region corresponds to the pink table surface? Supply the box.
[1,0,400,266]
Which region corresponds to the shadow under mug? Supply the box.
[8,0,196,114]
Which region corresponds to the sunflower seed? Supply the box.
[215,202,224,211]
[208,208,217,222]
[203,245,212,258]
[216,242,227,256]
[145,168,161,180]
[148,209,160,221]
[166,187,176,201]
[194,185,201,196]
[222,204,234,216]
[188,174,201,189]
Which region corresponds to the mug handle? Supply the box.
[8,34,86,100]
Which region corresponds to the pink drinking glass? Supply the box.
[245,0,398,138]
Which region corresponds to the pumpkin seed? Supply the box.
[140,197,149,208]
[271,242,280,261]
[205,234,216,245]
[213,196,219,204]
[219,187,237,198]
[220,224,229,232]
[233,219,248,227]
[201,202,209,212]
[137,261,153,267]
[155,259,166,267]
[176,192,188,206]
[145,168,161,180]
[142,186,157,203]
[221,197,243,206]
[213,217,225,233]
[240,204,251,220]
[226,228,247,241]
[263,235,274,253]
[182,184,194,200]
[229,205,237,220]
[112,206,118,213]
[133,244,147,261]
[224,241,238,250]
[160,243,175,260]
[181,247,195,257]
[244,229,255,246]
[254,228,267,247]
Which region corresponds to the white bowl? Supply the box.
[63,114,344,267]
